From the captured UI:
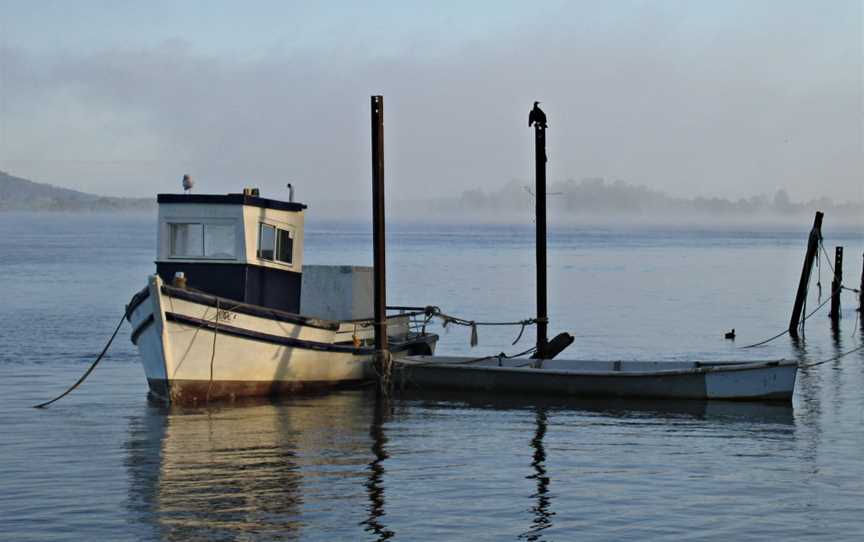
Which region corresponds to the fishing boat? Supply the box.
[125,188,437,404]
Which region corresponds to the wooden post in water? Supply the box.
[534,121,549,359]
[370,96,389,383]
[789,211,823,339]
[859,253,863,313]
[830,246,843,321]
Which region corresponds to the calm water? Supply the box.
[1,213,863,541]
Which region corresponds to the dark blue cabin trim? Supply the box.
[155,262,302,313]
[157,193,306,212]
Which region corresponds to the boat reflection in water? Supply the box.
[125,390,390,541]
[396,390,797,424]
[125,388,794,540]
[396,390,795,542]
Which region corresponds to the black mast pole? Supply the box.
[371,96,389,382]
[534,121,548,359]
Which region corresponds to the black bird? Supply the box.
[528,101,547,128]
[724,329,736,340]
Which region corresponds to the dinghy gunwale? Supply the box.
[397,356,797,378]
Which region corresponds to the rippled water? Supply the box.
[1,213,863,541]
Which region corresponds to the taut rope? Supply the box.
[33,312,126,409]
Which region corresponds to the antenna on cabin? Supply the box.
[286,183,294,203]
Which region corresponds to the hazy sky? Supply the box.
[0,0,861,206]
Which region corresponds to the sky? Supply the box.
[0,0,862,208]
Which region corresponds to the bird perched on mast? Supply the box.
[181,174,194,194]
[528,101,547,129]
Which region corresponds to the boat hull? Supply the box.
[127,275,436,403]
[395,357,798,401]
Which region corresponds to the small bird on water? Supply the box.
[529,101,547,128]
[724,329,736,340]
[182,174,194,194]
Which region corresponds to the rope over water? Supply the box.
[800,344,864,368]
[740,240,859,349]
[406,306,540,348]
[33,312,126,409]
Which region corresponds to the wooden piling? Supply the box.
[859,253,863,313]
[829,246,843,321]
[789,212,823,339]
[370,96,388,369]
[534,122,549,358]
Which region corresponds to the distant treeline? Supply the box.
[447,178,863,223]
[0,171,155,212]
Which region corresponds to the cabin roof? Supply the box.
[157,193,307,212]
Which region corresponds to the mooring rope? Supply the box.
[819,241,837,278]
[393,345,538,367]
[740,284,848,349]
[205,298,220,403]
[423,306,538,347]
[816,247,822,300]
[739,240,860,349]
[33,312,126,409]
[799,344,864,368]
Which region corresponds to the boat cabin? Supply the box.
[155,189,306,312]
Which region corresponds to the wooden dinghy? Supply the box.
[394,357,798,401]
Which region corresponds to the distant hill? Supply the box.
[0,171,155,212]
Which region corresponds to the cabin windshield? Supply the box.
[169,222,236,259]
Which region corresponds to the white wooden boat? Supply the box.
[126,189,436,404]
[395,357,798,401]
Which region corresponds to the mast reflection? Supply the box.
[521,407,554,541]
[361,395,395,540]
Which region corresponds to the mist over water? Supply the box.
[313,177,864,228]
[1,2,861,205]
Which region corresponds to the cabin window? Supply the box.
[258,223,293,265]
[169,223,236,259]
[204,224,236,259]
[276,229,294,264]
[258,224,276,260]
[169,223,204,258]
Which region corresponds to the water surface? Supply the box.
[1,213,863,541]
